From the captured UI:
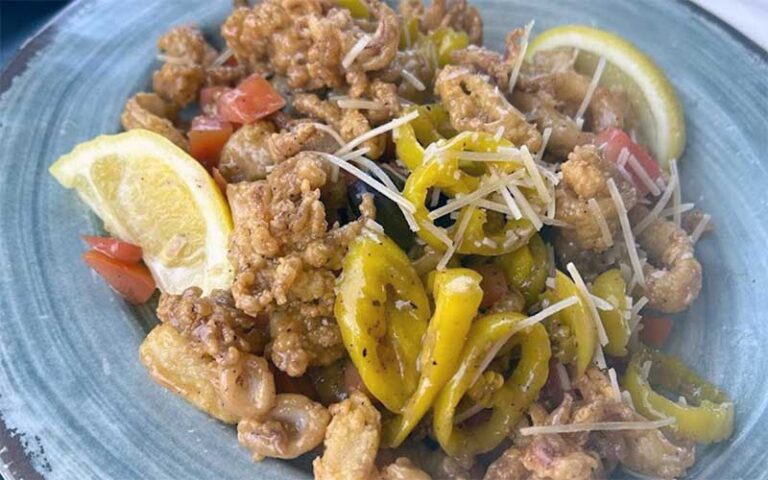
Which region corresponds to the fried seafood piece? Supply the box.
[293,93,386,157]
[554,145,638,254]
[313,393,432,480]
[485,368,695,480]
[221,0,399,95]
[227,152,372,375]
[268,307,345,378]
[218,121,276,183]
[373,49,433,102]
[313,392,381,480]
[401,0,483,45]
[238,393,331,461]
[434,65,542,151]
[152,25,208,107]
[156,286,267,360]
[120,93,188,149]
[629,206,702,313]
[218,349,276,419]
[451,25,532,90]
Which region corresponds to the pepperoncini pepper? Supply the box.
[382,268,483,447]
[334,230,431,412]
[494,234,550,305]
[454,205,535,256]
[542,271,598,378]
[394,104,455,171]
[591,269,630,356]
[336,0,369,19]
[624,349,734,443]
[432,312,551,457]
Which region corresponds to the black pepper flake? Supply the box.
[362,348,368,357]
[432,360,438,366]
[372,300,381,307]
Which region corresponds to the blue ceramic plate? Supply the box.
[1,0,766,478]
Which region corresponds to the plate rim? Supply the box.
[0,0,765,479]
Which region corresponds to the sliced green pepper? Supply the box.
[334,230,431,412]
[542,271,598,378]
[399,16,420,50]
[592,269,630,357]
[416,27,470,66]
[454,205,535,256]
[394,104,456,171]
[624,349,734,443]
[336,0,369,19]
[494,234,550,305]
[433,313,550,457]
[382,268,483,447]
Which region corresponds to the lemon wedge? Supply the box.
[50,129,233,294]
[528,25,685,168]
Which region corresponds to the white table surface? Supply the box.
[694,0,768,50]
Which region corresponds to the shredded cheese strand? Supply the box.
[436,205,476,271]
[401,69,426,91]
[671,159,682,228]
[626,152,662,196]
[574,56,607,127]
[498,184,524,220]
[421,221,452,247]
[591,294,615,311]
[520,418,675,436]
[210,48,234,68]
[428,176,510,220]
[520,146,551,203]
[607,178,646,288]
[555,363,572,392]
[659,202,695,218]
[311,123,345,146]
[508,20,535,94]
[342,34,371,70]
[588,198,613,247]
[311,152,416,213]
[608,368,622,401]
[633,159,679,234]
[535,127,553,163]
[507,183,543,230]
[336,110,420,155]
[567,262,609,346]
[468,296,579,389]
[689,213,712,243]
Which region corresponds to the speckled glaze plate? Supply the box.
[0,0,766,478]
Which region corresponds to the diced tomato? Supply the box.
[188,116,233,169]
[83,236,143,263]
[217,74,286,124]
[199,86,231,116]
[475,263,509,309]
[639,316,673,347]
[597,128,663,197]
[82,250,156,304]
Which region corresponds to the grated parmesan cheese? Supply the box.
[401,69,426,91]
[626,152,662,196]
[311,123,346,146]
[520,146,550,203]
[436,206,476,271]
[342,35,371,70]
[633,167,678,236]
[520,417,675,436]
[430,187,442,208]
[337,98,386,110]
[607,178,646,289]
[588,198,613,247]
[311,152,416,214]
[659,202,695,218]
[507,183,543,230]
[555,363,572,391]
[498,186,524,220]
[429,176,510,220]
[210,48,234,68]
[574,56,607,128]
[421,221,453,247]
[593,343,608,369]
[336,110,420,155]
[670,159,682,227]
[468,296,579,388]
[689,213,711,243]
[608,368,622,401]
[494,126,505,141]
[508,20,535,94]
[567,262,609,346]
[536,127,553,163]
[591,294,615,311]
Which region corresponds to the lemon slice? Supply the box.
[528,25,685,168]
[50,129,233,294]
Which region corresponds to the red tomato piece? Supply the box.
[217,74,286,124]
[82,250,156,304]
[639,316,673,347]
[597,128,663,197]
[475,263,509,309]
[82,236,143,263]
[188,116,233,169]
[199,86,231,116]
